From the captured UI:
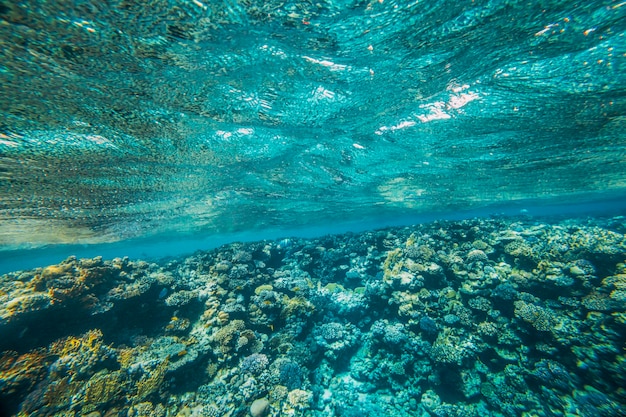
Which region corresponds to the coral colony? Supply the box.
[1,217,625,416]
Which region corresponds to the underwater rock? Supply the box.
[249,397,269,417]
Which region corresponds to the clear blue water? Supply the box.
[1,0,625,257]
[1,192,626,274]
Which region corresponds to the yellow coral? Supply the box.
[41,376,75,411]
[217,311,230,325]
[118,348,135,369]
[254,284,274,295]
[83,370,124,410]
[54,329,104,357]
[322,282,345,293]
[287,389,312,409]
[0,349,49,395]
[383,248,403,282]
[514,301,554,332]
[280,296,315,319]
[213,319,246,353]
[41,263,73,279]
[136,359,168,401]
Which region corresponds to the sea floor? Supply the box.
[1,216,625,417]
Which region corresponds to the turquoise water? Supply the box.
[1,0,625,249]
[1,193,626,274]
[1,1,626,416]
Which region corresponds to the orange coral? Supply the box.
[0,349,50,395]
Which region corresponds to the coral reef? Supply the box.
[1,216,625,416]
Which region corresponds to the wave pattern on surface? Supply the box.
[1,0,625,246]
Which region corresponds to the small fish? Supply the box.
[19,327,28,338]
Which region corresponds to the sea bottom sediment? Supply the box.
[1,216,625,417]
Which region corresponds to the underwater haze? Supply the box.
[1,0,625,249]
[1,1,626,417]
